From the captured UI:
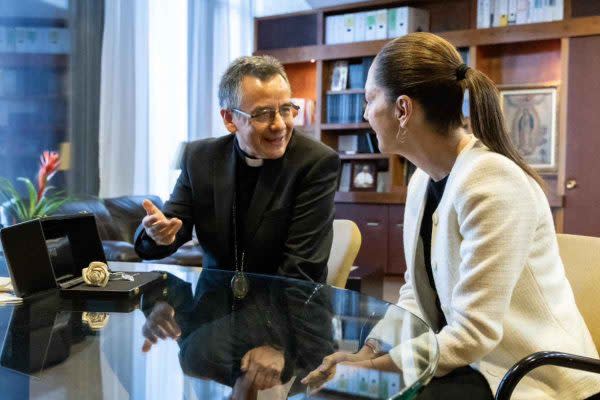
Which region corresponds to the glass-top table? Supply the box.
[0,261,438,400]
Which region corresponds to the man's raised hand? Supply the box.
[142,199,182,246]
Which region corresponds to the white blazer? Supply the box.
[393,136,600,399]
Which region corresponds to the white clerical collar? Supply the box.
[245,156,263,167]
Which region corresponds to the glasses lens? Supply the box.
[254,110,275,123]
[280,106,293,118]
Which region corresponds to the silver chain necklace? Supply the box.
[231,192,249,299]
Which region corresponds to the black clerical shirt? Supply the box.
[233,138,262,258]
[419,175,449,331]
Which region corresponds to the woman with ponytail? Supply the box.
[303,32,600,399]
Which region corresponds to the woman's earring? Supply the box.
[396,125,408,144]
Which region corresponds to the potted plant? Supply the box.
[0,151,71,225]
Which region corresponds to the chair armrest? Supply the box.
[496,351,600,400]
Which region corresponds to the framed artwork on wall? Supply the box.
[499,84,558,171]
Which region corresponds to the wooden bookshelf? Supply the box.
[335,190,406,204]
[255,16,600,63]
[321,122,370,130]
[254,0,600,241]
[326,88,365,94]
[339,153,389,160]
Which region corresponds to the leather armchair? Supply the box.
[54,196,202,266]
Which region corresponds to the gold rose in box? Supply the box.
[82,261,134,287]
[0,214,166,299]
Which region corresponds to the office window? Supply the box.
[0,0,71,192]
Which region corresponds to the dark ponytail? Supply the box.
[375,32,544,188]
[465,68,545,187]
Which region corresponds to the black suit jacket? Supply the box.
[134,130,340,282]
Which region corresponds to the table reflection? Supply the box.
[0,263,437,400]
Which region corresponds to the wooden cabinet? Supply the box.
[335,203,406,276]
[387,205,406,276]
[335,204,388,272]
[564,36,600,236]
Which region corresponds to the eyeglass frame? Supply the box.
[230,102,300,124]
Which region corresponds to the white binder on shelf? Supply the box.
[552,0,563,21]
[516,0,529,24]
[335,15,345,44]
[354,12,366,42]
[508,0,517,24]
[493,0,508,27]
[325,16,334,44]
[364,11,378,41]
[477,0,492,28]
[542,0,553,21]
[374,9,388,40]
[528,0,543,23]
[388,7,430,38]
[342,13,355,43]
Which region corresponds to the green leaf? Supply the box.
[17,177,37,218]
[32,196,48,217]
[0,178,28,221]
[40,198,71,217]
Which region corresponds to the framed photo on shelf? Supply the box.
[499,84,558,171]
[330,61,348,91]
[350,161,377,191]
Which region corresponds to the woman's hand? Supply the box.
[301,346,376,389]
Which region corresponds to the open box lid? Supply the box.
[41,214,106,288]
[0,214,106,298]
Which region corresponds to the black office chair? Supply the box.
[496,352,600,399]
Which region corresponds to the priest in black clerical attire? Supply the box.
[134,55,340,283]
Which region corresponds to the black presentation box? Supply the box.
[0,214,163,299]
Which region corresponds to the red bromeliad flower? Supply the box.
[37,151,61,201]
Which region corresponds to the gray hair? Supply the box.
[218,55,290,109]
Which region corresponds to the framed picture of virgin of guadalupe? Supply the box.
[499,85,558,171]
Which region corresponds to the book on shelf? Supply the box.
[325,6,430,45]
[339,162,352,191]
[348,63,364,89]
[327,57,373,124]
[347,57,374,90]
[337,132,378,154]
[326,93,364,124]
[478,0,563,27]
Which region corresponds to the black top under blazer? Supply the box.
[134,131,340,282]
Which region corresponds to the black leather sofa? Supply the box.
[54,195,202,266]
